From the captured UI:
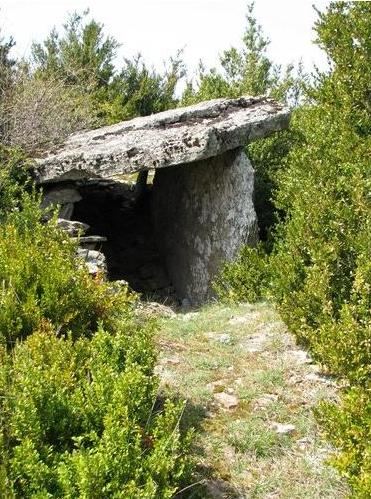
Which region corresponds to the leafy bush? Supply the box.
[2,73,95,154]
[214,3,371,494]
[0,186,192,496]
[0,191,133,347]
[0,325,191,498]
[0,145,31,220]
[213,243,269,303]
[316,388,371,499]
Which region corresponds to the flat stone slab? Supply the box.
[34,96,290,183]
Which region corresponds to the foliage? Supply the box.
[31,11,118,98]
[0,31,16,95]
[1,70,96,154]
[0,145,31,220]
[0,190,134,347]
[102,53,185,123]
[0,12,185,154]
[181,3,304,107]
[31,11,184,128]
[213,243,269,303]
[0,325,191,498]
[215,2,371,493]
[0,183,192,495]
[316,387,371,498]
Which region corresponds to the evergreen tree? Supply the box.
[182,3,303,106]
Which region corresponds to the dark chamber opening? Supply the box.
[73,179,174,299]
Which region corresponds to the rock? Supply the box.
[41,186,82,220]
[229,315,249,325]
[214,392,239,409]
[57,218,90,236]
[218,333,232,345]
[153,148,258,304]
[73,235,107,250]
[286,349,313,365]
[163,356,181,365]
[35,96,290,183]
[35,97,290,305]
[181,312,199,321]
[304,373,334,385]
[253,394,279,409]
[241,333,268,353]
[135,301,176,319]
[76,248,107,275]
[270,422,296,435]
[181,298,191,310]
[296,436,312,449]
[207,379,229,393]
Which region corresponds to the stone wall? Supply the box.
[152,147,258,305]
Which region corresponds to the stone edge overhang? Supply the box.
[34,95,291,184]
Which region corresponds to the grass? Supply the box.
[153,301,349,498]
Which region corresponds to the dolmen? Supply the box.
[35,96,290,304]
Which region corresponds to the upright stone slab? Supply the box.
[152,148,257,304]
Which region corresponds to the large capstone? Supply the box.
[152,148,257,305]
[34,96,290,183]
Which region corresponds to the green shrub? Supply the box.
[0,187,192,496]
[0,190,135,347]
[214,3,371,494]
[0,325,191,498]
[0,145,31,220]
[213,243,269,303]
[316,387,371,499]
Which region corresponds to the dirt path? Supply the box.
[153,302,349,498]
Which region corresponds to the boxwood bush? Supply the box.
[0,175,192,497]
[215,3,371,495]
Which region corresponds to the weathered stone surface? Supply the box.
[76,248,107,275]
[214,392,239,409]
[152,148,257,304]
[35,96,290,183]
[73,236,107,250]
[57,218,90,236]
[41,186,82,219]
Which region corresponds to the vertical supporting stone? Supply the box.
[152,147,258,305]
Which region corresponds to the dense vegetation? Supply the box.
[214,3,371,496]
[0,1,370,496]
[0,150,191,496]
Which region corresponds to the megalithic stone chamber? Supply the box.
[35,96,290,304]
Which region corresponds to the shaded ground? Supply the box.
[152,302,349,498]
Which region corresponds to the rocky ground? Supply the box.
[150,301,349,498]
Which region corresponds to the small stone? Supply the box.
[254,394,279,409]
[181,298,191,309]
[304,373,333,384]
[214,392,238,409]
[57,218,90,236]
[218,333,232,345]
[297,437,312,449]
[270,422,296,435]
[164,356,181,365]
[228,315,249,325]
[287,349,313,364]
[76,248,107,275]
[206,379,228,392]
[181,312,198,321]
